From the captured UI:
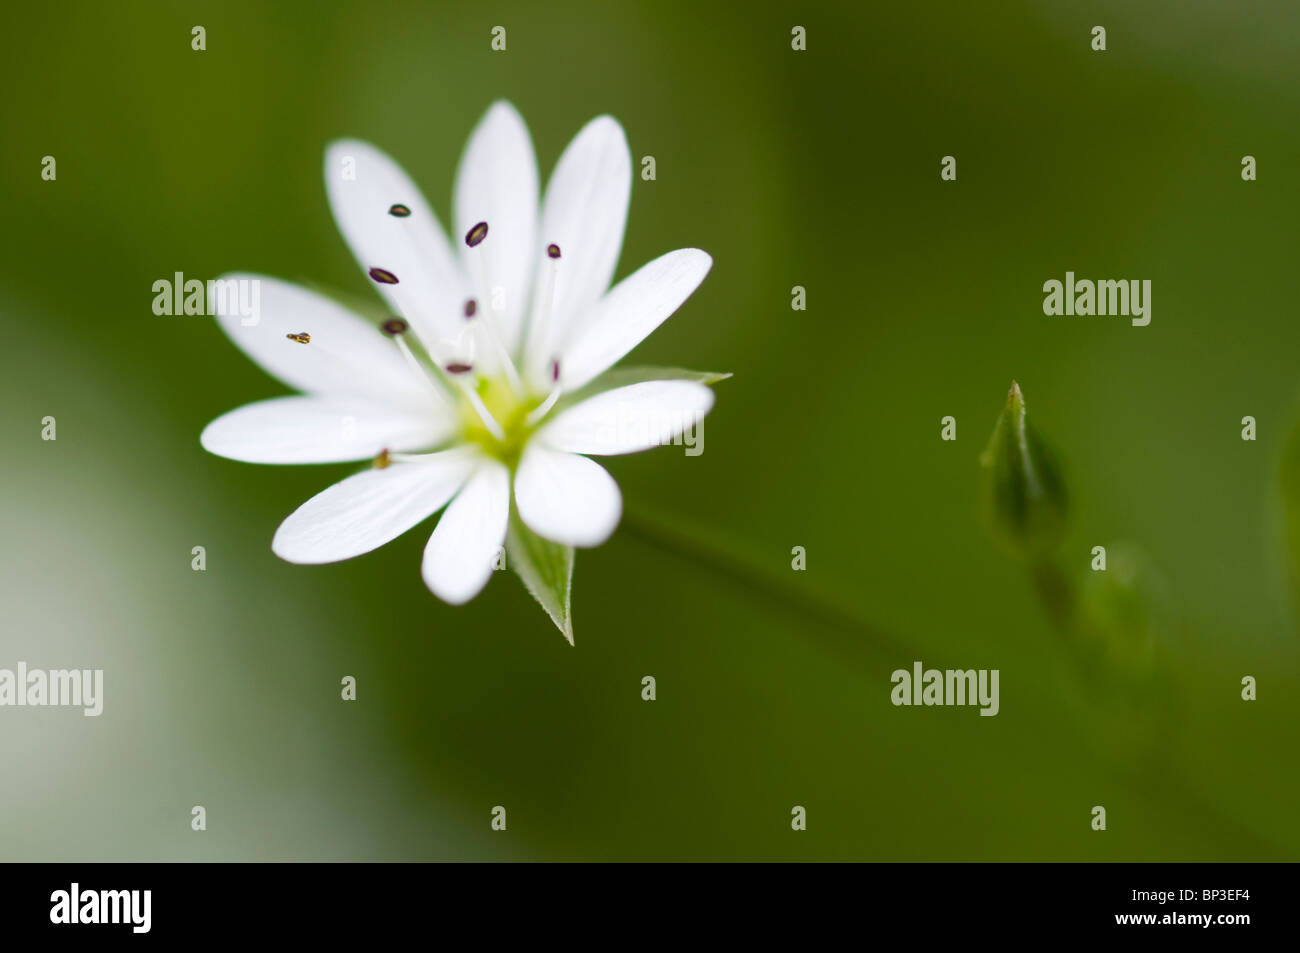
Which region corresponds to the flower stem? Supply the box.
[1028,557,1076,634]
[619,505,909,661]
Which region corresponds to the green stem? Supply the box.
[619,505,910,661]
[1028,556,1076,633]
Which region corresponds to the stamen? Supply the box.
[524,359,563,425]
[529,243,561,380]
[448,371,506,441]
[460,224,524,396]
[378,316,449,405]
[285,332,311,344]
[476,314,524,396]
[371,277,452,385]
[448,324,478,365]
[372,448,391,469]
[388,204,411,218]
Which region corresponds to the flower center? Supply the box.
[363,218,567,470]
[458,374,549,469]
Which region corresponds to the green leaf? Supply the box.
[506,513,575,644]
[980,380,1067,558]
[557,365,732,412]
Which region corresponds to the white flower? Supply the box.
[201,101,721,628]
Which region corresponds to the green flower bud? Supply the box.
[980,381,1067,558]
[1078,541,1162,675]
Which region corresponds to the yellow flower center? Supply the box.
[458,375,550,470]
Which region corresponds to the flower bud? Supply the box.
[980,381,1067,558]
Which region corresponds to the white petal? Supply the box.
[454,102,538,356]
[514,445,622,547]
[421,461,510,604]
[524,116,631,383]
[272,449,475,564]
[324,140,469,349]
[557,249,712,390]
[201,396,453,464]
[211,274,436,409]
[538,381,714,456]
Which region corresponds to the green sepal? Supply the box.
[506,512,575,645]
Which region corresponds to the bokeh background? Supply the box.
[2,0,1297,860]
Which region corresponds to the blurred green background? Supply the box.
[2,0,1297,860]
